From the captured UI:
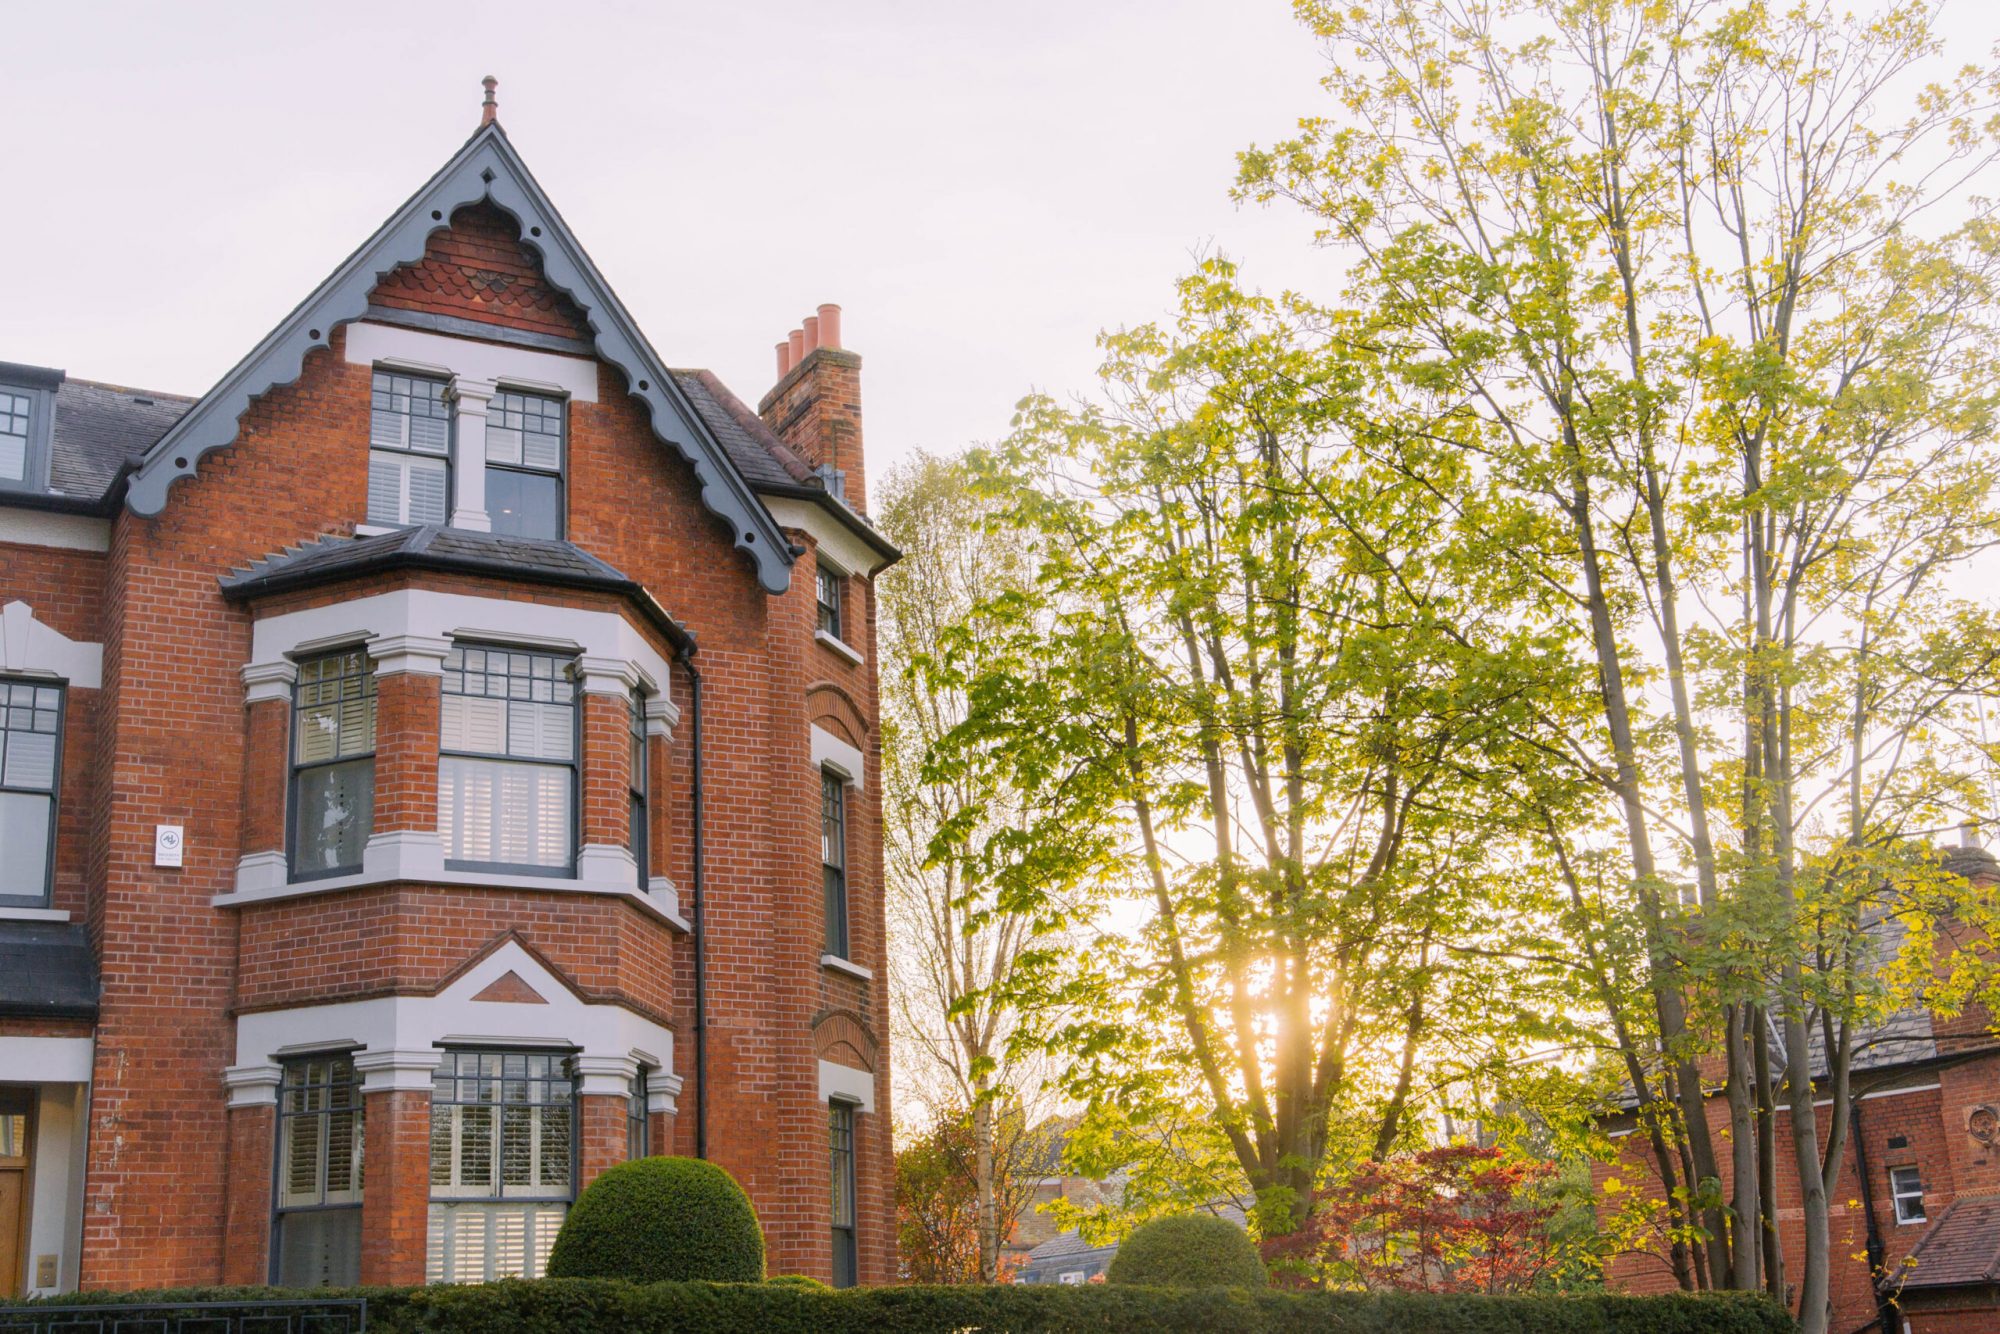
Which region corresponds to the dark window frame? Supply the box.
[627,1067,650,1160]
[1890,1165,1926,1224]
[288,649,378,883]
[0,675,64,910]
[367,369,453,528]
[629,687,648,890]
[484,387,568,540]
[438,644,581,878]
[822,769,848,958]
[816,562,845,641]
[829,1098,859,1288]
[0,379,56,492]
[269,1050,366,1288]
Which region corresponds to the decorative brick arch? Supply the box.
[813,1008,879,1073]
[806,681,868,747]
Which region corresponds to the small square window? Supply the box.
[816,564,844,641]
[1890,1166,1925,1224]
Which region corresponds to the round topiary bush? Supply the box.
[1106,1214,1268,1289]
[546,1156,766,1283]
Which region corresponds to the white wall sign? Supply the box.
[153,825,184,868]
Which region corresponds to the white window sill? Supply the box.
[815,630,864,667]
[214,865,685,928]
[0,907,69,923]
[820,953,873,981]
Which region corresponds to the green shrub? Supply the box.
[544,1155,765,1283]
[768,1273,830,1289]
[1108,1213,1269,1289]
[25,1282,1797,1334]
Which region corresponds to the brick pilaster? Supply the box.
[358,1088,432,1286]
[370,669,441,837]
[578,689,631,850]
[240,696,290,856]
[221,1104,275,1285]
[578,1093,628,1191]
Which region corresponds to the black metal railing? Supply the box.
[0,1298,366,1333]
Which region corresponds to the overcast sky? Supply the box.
[0,0,1339,477]
[4,2,1996,484]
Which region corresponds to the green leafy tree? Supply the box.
[930,262,1579,1238]
[1238,4,2000,1330]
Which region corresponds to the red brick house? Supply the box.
[0,94,898,1297]
[1598,835,2000,1333]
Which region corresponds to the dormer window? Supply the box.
[0,367,58,491]
[368,371,451,527]
[485,389,564,539]
[816,563,844,641]
[0,390,32,484]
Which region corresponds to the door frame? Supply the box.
[0,1086,35,1299]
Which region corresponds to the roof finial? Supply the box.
[481,75,499,127]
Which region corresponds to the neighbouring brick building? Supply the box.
[1598,833,2000,1333]
[0,92,899,1297]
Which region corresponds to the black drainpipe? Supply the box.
[685,647,709,1160]
[1847,1093,1899,1334]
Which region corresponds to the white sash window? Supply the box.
[367,371,451,527]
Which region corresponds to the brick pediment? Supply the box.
[470,970,547,1005]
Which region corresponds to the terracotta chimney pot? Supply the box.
[776,341,792,378]
[803,315,820,353]
[817,303,842,350]
[788,328,805,365]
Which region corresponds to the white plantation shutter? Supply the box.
[367,452,448,526]
[426,1203,565,1283]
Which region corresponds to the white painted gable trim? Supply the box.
[344,321,600,402]
[233,939,675,1087]
[764,496,890,578]
[0,600,102,688]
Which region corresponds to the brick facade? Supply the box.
[1598,860,2000,1333]
[0,136,895,1295]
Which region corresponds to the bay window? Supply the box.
[273,1053,364,1287]
[427,1049,577,1283]
[439,646,577,874]
[485,389,564,539]
[0,677,63,908]
[291,650,376,878]
[368,371,451,527]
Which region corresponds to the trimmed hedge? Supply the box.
[546,1156,764,1283]
[18,1281,1795,1333]
[1107,1214,1268,1288]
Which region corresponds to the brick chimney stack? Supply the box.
[761,303,865,512]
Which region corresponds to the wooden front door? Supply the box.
[0,1091,31,1299]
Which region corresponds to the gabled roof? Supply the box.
[1899,1194,2000,1290]
[126,122,797,593]
[53,380,193,500]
